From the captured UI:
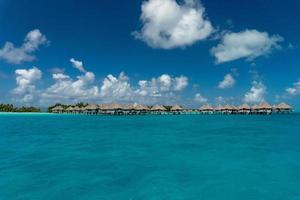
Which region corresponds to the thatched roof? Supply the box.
[214,105,223,111]
[151,105,166,111]
[102,103,136,110]
[66,106,74,111]
[73,106,80,111]
[101,103,120,110]
[257,102,272,109]
[238,103,251,110]
[110,103,123,110]
[52,106,64,111]
[276,102,292,110]
[99,104,109,110]
[121,104,134,110]
[223,105,232,110]
[230,105,238,110]
[170,105,183,111]
[85,104,98,110]
[199,104,213,111]
[133,104,150,111]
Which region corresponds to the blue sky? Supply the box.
[0,0,300,109]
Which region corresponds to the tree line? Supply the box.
[0,104,41,112]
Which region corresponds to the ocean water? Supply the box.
[1,114,300,200]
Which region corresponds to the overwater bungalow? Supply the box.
[65,106,74,114]
[85,104,98,115]
[110,103,125,115]
[170,105,183,115]
[52,105,64,113]
[199,104,214,114]
[99,103,120,115]
[133,104,150,115]
[119,104,133,115]
[98,104,109,114]
[274,103,293,114]
[238,104,251,115]
[214,105,223,114]
[257,102,272,115]
[231,105,239,114]
[222,105,233,114]
[150,105,167,115]
[73,106,81,114]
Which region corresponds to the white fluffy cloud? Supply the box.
[194,93,207,103]
[243,81,266,103]
[9,61,190,105]
[174,76,189,91]
[211,29,283,63]
[286,80,300,96]
[52,73,70,80]
[135,74,189,98]
[218,74,235,89]
[70,58,86,73]
[12,67,42,103]
[100,72,133,101]
[0,29,48,64]
[41,72,99,103]
[133,0,214,49]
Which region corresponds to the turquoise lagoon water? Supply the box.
[1,113,300,200]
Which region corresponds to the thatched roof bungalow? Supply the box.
[65,106,74,113]
[133,104,149,111]
[151,105,166,111]
[52,105,64,113]
[214,105,223,112]
[199,104,214,114]
[150,105,167,114]
[230,105,238,114]
[170,105,183,111]
[73,106,81,112]
[274,102,293,113]
[238,104,251,114]
[84,104,99,114]
[221,105,233,114]
[170,105,183,114]
[257,102,272,114]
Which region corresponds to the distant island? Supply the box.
[48,102,293,115]
[0,104,40,113]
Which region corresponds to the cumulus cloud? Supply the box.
[100,72,133,101]
[70,58,86,73]
[194,93,207,103]
[243,81,266,103]
[218,74,235,89]
[135,74,188,97]
[41,72,99,103]
[0,29,48,64]
[133,0,214,49]
[174,76,189,91]
[52,73,70,80]
[41,72,189,104]
[8,59,189,105]
[285,80,300,96]
[12,67,42,103]
[211,29,283,63]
